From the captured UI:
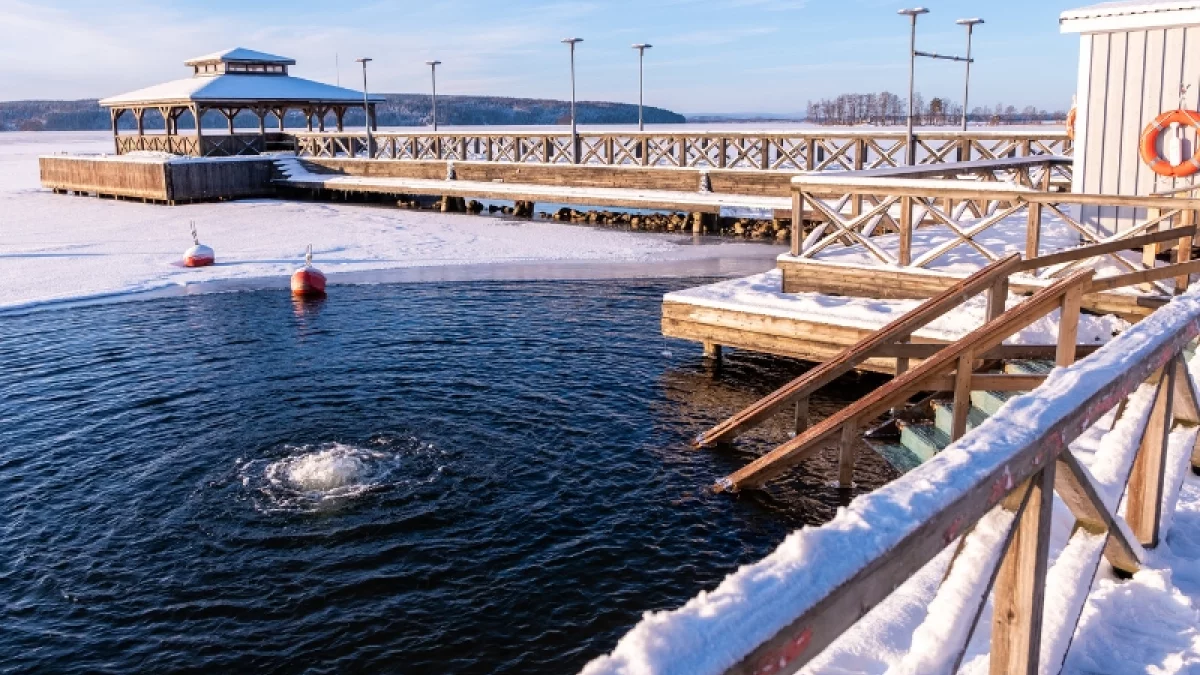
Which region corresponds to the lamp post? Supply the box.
[956,18,984,133]
[426,60,442,131]
[898,8,928,165]
[355,57,373,157]
[632,43,652,131]
[562,37,583,163]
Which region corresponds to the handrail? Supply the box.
[584,286,1200,675]
[695,255,1022,448]
[291,129,1071,140]
[715,269,1095,493]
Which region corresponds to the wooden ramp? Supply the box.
[702,251,1200,494]
[273,158,792,216]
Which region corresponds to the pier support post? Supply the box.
[703,342,723,362]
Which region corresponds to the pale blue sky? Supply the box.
[0,0,1087,113]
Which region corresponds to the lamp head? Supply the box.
[897,7,929,16]
[426,60,442,66]
[355,57,372,64]
[632,43,652,50]
[561,37,583,45]
[956,17,984,26]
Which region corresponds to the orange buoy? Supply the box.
[291,245,327,297]
[183,221,215,267]
[1139,108,1200,178]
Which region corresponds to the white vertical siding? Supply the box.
[1078,23,1200,235]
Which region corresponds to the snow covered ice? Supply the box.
[0,132,781,312]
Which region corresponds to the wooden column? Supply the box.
[990,465,1055,675]
[193,105,204,155]
[837,422,858,488]
[134,108,145,136]
[791,190,804,257]
[303,107,313,131]
[110,108,123,153]
[899,196,913,266]
[1056,285,1083,367]
[369,103,378,131]
[334,106,346,132]
[1026,200,1043,261]
[1128,361,1177,547]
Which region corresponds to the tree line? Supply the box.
[805,92,1068,126]
[0,95,685,132]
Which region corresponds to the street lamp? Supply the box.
[355,57,374,157]
[632,43,652,132]
[562,37,583,163]
[898,8,928,165]
[426,60,442,131]
[956,18,984,133]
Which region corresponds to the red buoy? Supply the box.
[183,222,215,267]
[291,245,327,297]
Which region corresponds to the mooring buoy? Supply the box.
[291,244,327,297]
[183,221,215,267]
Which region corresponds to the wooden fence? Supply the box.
[789,173,1200,281]
[292,129,1070,171]
[592,263,1200,675]
[697,285,1200,674]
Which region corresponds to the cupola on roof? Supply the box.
[184,48,297,66]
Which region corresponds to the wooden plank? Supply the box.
[716,271,1095,492]
[1054,450,1141,574]
[1017,225,1197,272]
[1127,359,1177,547]
[925,373,1047,392]
[694,256,1022,448]
[1087,258,1200,293]
[1057,286,1083,367]
[990,464,1055,675]
[952,353,974,441]
[719,312,1193,675]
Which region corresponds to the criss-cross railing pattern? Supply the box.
[791,168,1197,293]
[291,129,1070,170]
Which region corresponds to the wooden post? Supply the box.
[791,191,804,257]
[986,276,1010,322]
[990,465,1055,675]
[837,422,858,488]
[1026,200,1042,261]
[276,107,287,131]
[334,107,345,132]
[1056,285,1083,367]
[134,108,145,136]
[952,352,974,441]
[899,196,913,266]
[1176,210,1195,294]
[1127,361,1177,547]
[1144,207,1163,271]
[703,342,723,362]
[109,108,122,153]
[794,396,810,435]
[193,105,204,155]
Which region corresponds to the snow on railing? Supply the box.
[580,287,1200,675]
[291,129,1071,171]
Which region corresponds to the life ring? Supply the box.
[1066,106,1077,141]
[1139,109,1200,178]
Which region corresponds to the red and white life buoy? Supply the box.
[183,222,214,267]
[1139,109,1200,178]
[291,245,327,297]
[184,243,215,267]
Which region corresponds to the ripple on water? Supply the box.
[240,436,446,513]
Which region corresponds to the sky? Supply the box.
[0,0,1090,114]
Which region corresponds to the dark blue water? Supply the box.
[0,279,893,674]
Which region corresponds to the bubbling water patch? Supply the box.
[239,436,445,513]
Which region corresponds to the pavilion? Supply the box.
[99,48,384,157]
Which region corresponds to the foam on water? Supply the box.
[240,437,442,513]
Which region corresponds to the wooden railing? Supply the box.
[586,280,1200,675]
[113,133,293,157]
[790,174,1200,281]
[292,129,1070,171]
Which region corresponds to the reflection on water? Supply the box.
[0,278,893,674]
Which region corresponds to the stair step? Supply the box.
[972,389,1013,416]
[898,421,950,462]
[932,400,990,438]
[1005,359,1056,376]
[866,440,925,474]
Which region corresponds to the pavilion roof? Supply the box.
[184,48,296,66]
[99,74,385,108]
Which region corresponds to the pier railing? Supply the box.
[292,129,1070,171]
[115,133,294,157]
[588,272,1200,675]
[789,173,1200,283]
